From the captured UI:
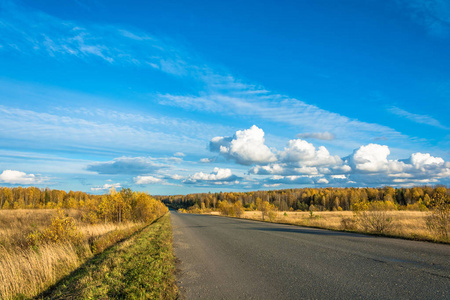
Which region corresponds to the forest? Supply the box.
[159,186,446,212]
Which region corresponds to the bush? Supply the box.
[261,201,275,221]
[406,200,428,211]
[352,201,394,234]
[341,217,357,230]
[27,209,82,247]
[426,188,450,240]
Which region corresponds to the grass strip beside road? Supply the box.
[38,213,178,299]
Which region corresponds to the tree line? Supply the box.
[158,186,449,212]
[0,186,168,224]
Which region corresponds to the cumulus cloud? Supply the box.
[173,152,185,157]
[134,175,162,185]
[87,156,163,175]
[316,178,329,185]
[347,144,410,174]
[343,144,450,185]
[249,138,343,177]
[280,139,342,167]
[408,152,445,170]
[91,183,121,192]
[296,132,335,140]
[0,170,44,185]
[200,158,212,163]
[184,167,239,184]
[210,125,276,165]
[210,126,450,187]
[249,139,450,186]
[250,164,287,175]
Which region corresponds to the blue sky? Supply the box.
[0,0,449,194]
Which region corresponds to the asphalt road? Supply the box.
[171,210,450,300]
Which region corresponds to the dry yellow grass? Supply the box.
[237,210,437,242]
[0,209,143,299]
[0,242,82,299]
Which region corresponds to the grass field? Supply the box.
[0,209,176,299]
[202,210,446,243]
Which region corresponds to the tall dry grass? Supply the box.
[239,210,439,242]
[0,242,82,298]
[0,209,143,299]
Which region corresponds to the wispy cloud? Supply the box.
[87,157,165,175]
[388,106,448,129]
[0,1,188,74]
[0,105,208,155]
[396,0,450,38]
[0,1,411,154]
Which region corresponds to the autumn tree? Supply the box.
[426,187,450,240]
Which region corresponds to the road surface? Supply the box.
[171,210,450,299]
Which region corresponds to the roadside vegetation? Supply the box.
[0,187,169,299]
[38,214,177,299]
[162,186,450,243]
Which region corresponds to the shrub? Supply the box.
[353,201,394,234]
[233,201,243,218]
[27,209,83,247]
[426,188,450,240]
[268,210,277,222]
[341,217,357,230]
[406,200,428,211]
[261,201,275,221]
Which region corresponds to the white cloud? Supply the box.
[0,170,43,185]
[191,167,232,181]
[91,183,121,191]
[263,183,281,188]
[263,174,315,185]
[296,132,335,140]
[173,152,185,157]
[249,137,344,177]
[316,178,329,184]
[348,144,407,173]
[184,167,239,184]
[250,139,450,186]
[409,152,445,170]
[331,175,347,179]
[210,125,276,165]
[200,158,212,163]
[250,164,286,175]
[280,139,342,167]
[134,175,162,185]
[170,174,184,180]
[294,166,320,175]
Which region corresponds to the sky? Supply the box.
[0,0,449,195]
